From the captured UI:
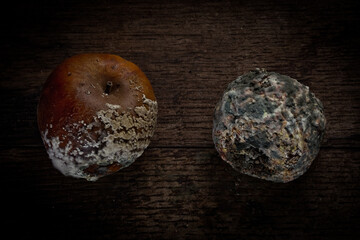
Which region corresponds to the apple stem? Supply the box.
[105,81,113,94]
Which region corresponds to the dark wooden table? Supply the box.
[1,0,359,239]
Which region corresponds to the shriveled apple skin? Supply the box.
[38,54,157,181]
[213,69,326,183]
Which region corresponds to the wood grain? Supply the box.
[0,0,359,148]
[0,0,359,239]
[1,147,359,239]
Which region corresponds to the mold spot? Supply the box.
[41,94,158,181]
[213,70,326,182]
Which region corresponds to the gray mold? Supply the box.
[213,69,326,182]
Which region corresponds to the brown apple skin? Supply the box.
[37,54,157,181]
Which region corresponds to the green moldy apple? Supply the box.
[213,69,326,183]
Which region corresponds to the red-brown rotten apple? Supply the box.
[38,54,157,181]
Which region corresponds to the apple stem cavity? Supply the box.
[105,81,113,94]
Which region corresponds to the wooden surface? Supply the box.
[0,0,359,239]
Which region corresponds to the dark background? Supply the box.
[0,0,359,239]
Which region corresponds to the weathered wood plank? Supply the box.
[0,1,359,239]
[0,1,359,148]
[1,147,359,239]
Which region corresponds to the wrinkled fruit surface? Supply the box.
[213,69,326,182]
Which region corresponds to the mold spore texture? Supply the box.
[42,94,158,181]
[213,69,326,182]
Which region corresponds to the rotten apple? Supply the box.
[37,53,158,181]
